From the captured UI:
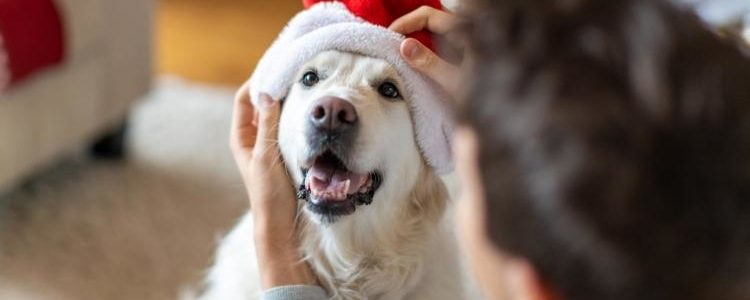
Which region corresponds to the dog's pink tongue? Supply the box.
[308,164,367,201]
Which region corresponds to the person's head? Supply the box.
[452,0,750,299]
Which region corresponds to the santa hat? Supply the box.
[249,0,454,174]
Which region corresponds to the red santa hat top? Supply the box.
[302,0,441,50]
[249,0,454,174]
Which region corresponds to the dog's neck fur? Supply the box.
[297,163,448,300]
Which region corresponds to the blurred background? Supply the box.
[0,0,747,299]
[158,0,301,85]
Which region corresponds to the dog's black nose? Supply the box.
[309,96,358,131]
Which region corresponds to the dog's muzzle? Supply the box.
[298,96,382,222]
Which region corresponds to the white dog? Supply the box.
[197,50,463,300]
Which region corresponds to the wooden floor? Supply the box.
[156,0,302,86]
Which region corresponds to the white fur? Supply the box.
[198,51,463,300]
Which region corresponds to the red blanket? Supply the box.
[0,0,65,91]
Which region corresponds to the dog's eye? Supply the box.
[301,71,319,87]
[378,82,401,99]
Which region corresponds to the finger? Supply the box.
[388,6,458,35]
[231,81,253,132]
[230,82,258,150]
[400,38,461,96]
[253,93,282,159]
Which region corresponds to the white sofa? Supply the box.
[0,0,153,194]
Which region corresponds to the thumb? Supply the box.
[253,93,281,158]
[400,38,460,96]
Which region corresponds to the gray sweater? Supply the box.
[261,285,328,300]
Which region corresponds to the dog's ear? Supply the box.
[408,161,449,224]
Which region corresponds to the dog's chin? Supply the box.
[296,151,382,223]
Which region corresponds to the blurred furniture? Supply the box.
[0,0,153,194]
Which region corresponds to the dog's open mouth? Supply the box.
[297,151,382,219]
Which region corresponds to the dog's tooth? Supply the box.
[343,179,351,195]
[334,182,343,194]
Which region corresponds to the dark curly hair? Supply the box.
[457,0,750,299]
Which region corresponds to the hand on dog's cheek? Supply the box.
[231,87,297,230]
[230,86,316,288]
[454,127,556,300]
[247,96,297,234]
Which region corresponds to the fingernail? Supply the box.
[403,39,421,60]
[259,93,274,111]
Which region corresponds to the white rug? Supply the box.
[0,77,248,300]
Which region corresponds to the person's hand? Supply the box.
[230,82,297,234]
[389,6,465,97]
[229,82,316,288]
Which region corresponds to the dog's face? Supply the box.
[278,50,423,224]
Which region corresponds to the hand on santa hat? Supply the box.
[389,6,466,98]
